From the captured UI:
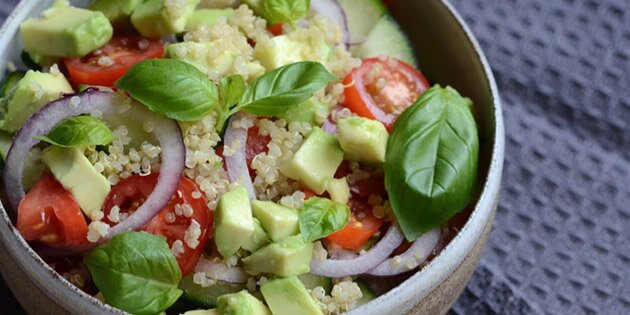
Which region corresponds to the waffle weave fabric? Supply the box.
[1,1,629,315]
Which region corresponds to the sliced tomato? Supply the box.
[268,23,284,36]
[17,174,88,247]
[246,125,271,167]
[63,36,164,87]
[343,57,429,129]
[326,199,383,250]
[103,174,212,276]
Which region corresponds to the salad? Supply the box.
[0,0,480,314]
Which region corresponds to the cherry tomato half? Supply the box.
[63,35,164,87]
[102,174,212,276]
[343,57,429,129]
[326,199,383,250]
[17,174,89,247]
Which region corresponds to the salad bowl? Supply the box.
[0,0,503,314]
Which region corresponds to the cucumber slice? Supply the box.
[178,275,246,309]
[1,71,25,98]
[298,273,333,293]
[354,15,418,67]
[355,279,377,306]
[337,0,388,45]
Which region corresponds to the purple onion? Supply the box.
[367,228,441,276]
[223,112,256,200]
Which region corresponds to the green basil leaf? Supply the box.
[85,231,183,315]
[37,116,113,148]
[299,197,350,242]
[385,85,479,241]
[260,0,310,25]
[220,74,247,111]
[240,61,336,117]
[115,59,219,121]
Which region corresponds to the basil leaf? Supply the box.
[239,61,336,116]
[37,116,113,148]
[85,232,183,315]
[385,85,479,241]
[261,0,310,25]
[299,197,350,242]
[221,74,246,110]
[115,59,219,121]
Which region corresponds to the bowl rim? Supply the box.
[0,0,504,314]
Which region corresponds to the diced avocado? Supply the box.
[241,218,269,252]
[280,128,343,194]
[298,273,333,293]
[20,1,113,57]
[277,99,329,126]
[41,146,110,216]
[131,0,201,38]
[214,186,254,258]
[0,70,73,132]
[254,35,331,71]
[242,235,313,277]
[166,42,265,79]
[355,279,376,306]
[179,274,246,309]
[327,177,350,205]
[28,53,58,68]
[216,290,270,315]
[182,310,217,315]
[186,9,234,31]
[88,0,145,30]
[251,200,299,242]
[337,117,388,164]
[1,71,25,98]
[260,276,324,315]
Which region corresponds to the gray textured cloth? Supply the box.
[1,1,629,314]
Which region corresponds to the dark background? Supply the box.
[1,0,629,314]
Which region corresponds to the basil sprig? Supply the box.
[37,116,113,148]
[260,0,311,25]
[299,197,350,242]
[385,85,479,241]
[115,59,219,121]
[85,232,183,315]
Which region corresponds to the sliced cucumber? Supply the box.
[178,275,246,309]
[338,0,388,45]
[298,273,333,293]
[1,71,25,98]
[355,15,418,67]
[355,279,377,306]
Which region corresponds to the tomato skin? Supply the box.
[246,125,271,167]
[63,36,164,87]
[103,174,212,276]
[268,23,284,36]
[17,174,88,247]
[343,57,429,129]
[326,199,383,250]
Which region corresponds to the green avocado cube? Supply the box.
[251,200,299,242]
[131,0,201,38]
[186,8,234,31]
[253,35,332,71]
[0,70,73,132]
[277,99,329,126]
[88,0,145,30]
[241,218,269,252]
[41,146,111,217]
[337,117,388,164]
[217,291,270,315]
[20,1,113,57]
[181,310,217,315]
[242,235,313,277]
[261,277,324,315]
[327,177,350,205]
[214,186,254,259]
[280,128,344,194]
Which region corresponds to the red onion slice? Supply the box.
[3,90,185,242]
[311,0,351,46]
[310,225,404,277]
[367,228,441,276]
[195,257,248,284]
[223,113,256,200]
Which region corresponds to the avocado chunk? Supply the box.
[298,273,333,293]
[251,200,299,242]
[186,8,234,31]
[261,276,324,315]
[326,177,350,205]
[241,218,269,252]
[254,35,332,71]
[216,290,270,315]
[166,41,265,80]
[280,128,344,194]
[41,146,111,217]
[88,0,145,30]
[242,235,313,277]
[131,0,201,38]
[182,310,217,315]
[214,186,254,258]
[0,70,73,132]
[277,99,329,126]
[337,117,388,164]
[1,71,25,98]
[20,1,113,57]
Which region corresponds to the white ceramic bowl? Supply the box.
[0,1,504,314]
